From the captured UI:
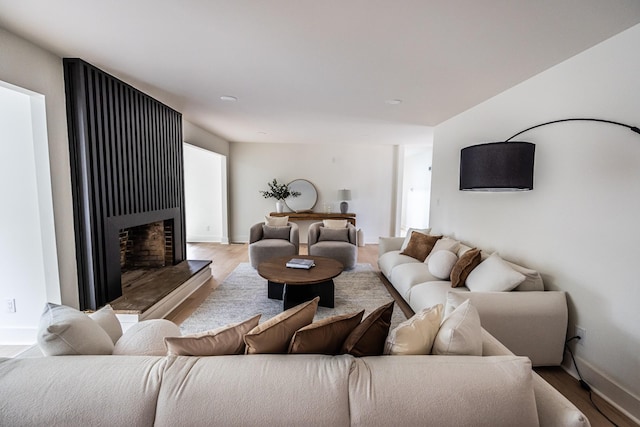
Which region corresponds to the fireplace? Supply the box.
[65,59,187,310]
[120,220,174,271]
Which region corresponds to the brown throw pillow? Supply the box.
[288,310,364,355]
[450,248,482,288]
[244,297,319,354]
[165,314,261,356]
[340,301,394,357]
[399,232,442,262]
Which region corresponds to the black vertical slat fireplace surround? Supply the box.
[64,58,186,310]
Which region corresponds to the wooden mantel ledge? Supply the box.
[269,212,356,226]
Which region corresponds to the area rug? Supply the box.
[180,263,407,334]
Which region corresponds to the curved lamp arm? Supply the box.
[505,118,640,142]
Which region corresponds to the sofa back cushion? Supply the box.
[349,355,539,427]
[0,355,165,426]
[155,355,354,427]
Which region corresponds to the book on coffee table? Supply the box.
[286,258,315,269]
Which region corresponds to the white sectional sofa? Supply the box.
[0,329,589,427]
[379,234,569,366]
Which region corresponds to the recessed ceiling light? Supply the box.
[220,95,238,102]
[385,99,402,105]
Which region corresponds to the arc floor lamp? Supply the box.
[459,118,640,191]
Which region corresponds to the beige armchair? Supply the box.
[308,222,357,270]
[248,222,299,268]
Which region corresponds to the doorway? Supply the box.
[183,143,228,243]
[0,81,60,344]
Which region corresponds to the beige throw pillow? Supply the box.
[323,219,348,228]
[288,311,364,354]
[37,303,114,356]
[384,304,443,355]
[88,304,123,345]
[244,297,319,354]
[165,314,261,356]
[264,215,289,226]
[432,300,482,356]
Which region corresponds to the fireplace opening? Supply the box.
[119,220,174,271]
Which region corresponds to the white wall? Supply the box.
[184,143,227,243]
[431,24,640,419]
[0,27,78,309]
[0,84,56,343]
[229,142,396,244]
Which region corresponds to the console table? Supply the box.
[269,212,356,226]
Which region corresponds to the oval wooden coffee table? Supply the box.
[257,255,343,310]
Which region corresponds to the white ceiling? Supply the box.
[2,0,640,145]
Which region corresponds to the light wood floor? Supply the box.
[168,242,637,427]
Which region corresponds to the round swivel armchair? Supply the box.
[307,222,357,270]
[248,221,299,268]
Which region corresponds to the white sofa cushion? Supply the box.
[37,303,114,356]
[264,215,288,226]
[155,355,354,427]
[378,250,421,278]
[388,262,439,299]
[466,253,525,292]
[427,250,458,280]
[408,281,468,313]
[349,355,539,427]
[424,237,460,263]
[113,319,181,356]
[0,355,167,426]
[384,304,443,355]
[432,300,482,356]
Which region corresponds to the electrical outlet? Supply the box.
[5,298,16,313]
[575,326,586,346]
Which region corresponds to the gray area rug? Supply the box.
[180,263,407,334]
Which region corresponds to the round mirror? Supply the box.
[285,179,317,212]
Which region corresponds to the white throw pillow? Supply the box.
[264,215,288,226]
[400,228,431,251]
[113,319,181,356]
[424,237,460,263]
[384,304,443,355]
[432,300,482,356]
[465,252,526,292]
[427,250,459,280]
[88,304,123,344]
[37,303,114,356]
[323,219,348,228]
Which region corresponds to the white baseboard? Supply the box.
[562,350,640,424]
[187,234,225,242]
[0,327,37,345]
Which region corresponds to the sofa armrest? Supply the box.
[449,291,568,366]
[481,329,590,427]
[378,237,404,257]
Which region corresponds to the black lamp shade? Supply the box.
[460,141,535,191]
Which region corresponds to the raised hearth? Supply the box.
[111,260,212,327]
